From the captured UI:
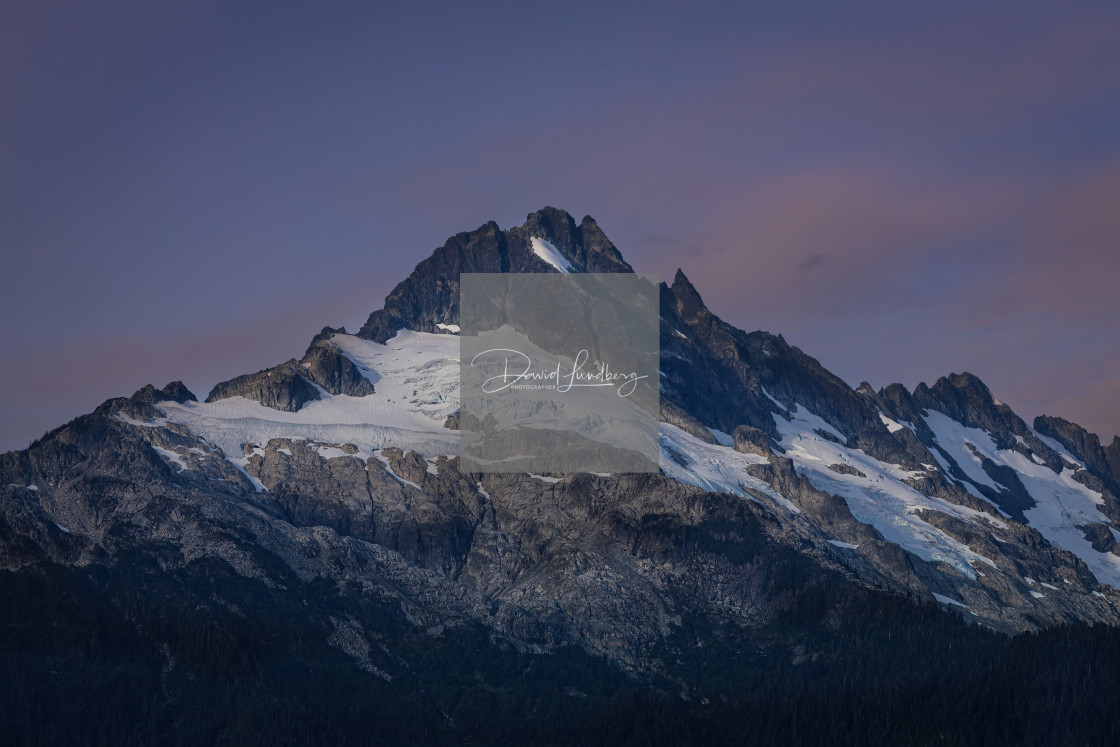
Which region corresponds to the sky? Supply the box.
[2,0,1119,452]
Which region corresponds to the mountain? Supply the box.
[3,207,1120,745]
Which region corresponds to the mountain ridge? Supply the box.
[3,206,1120,742]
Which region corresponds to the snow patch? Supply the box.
[151,446,190,472]
[828,540,860,550]
[530,236,575,273]
[116,413,170,428]
[372,451,421,489]
[878,411,910,434]
[314,445,354,460]
[932,593,968,608]
[529,474,562,484]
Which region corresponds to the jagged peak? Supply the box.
[667,268,708,321]
[357,207,633,342]
[131,381,197,405]
[941,371,995,398]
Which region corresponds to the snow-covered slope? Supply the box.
[772,401,1002,580]
[921,413,1120,587]
[161,331,460,464]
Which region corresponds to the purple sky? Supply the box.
[3,0,1119,452]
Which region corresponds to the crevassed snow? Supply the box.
[773,402,1001,580]
[659,423,799,513]
[159,331,460,465]
[932,593,968,608]
[530,237,575,273]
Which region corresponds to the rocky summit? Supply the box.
[4,208,1120,745]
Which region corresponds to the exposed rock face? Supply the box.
[301,328,376,397]
[658,271,917,473]
[131,381,197,404]
[829,463,866,478]
[207,360,322,412]
[206,327,376,411]
[357,207,633,344]
[732,425,771,457]
[1083,522,1119,554]
[662,400,718,444]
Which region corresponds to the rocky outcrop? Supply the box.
[732,425,771,457]
[829,463,866,478]
[1082,522,1119,555]
[1035,415,1120,496]
[207,360,321,412]
[131,381,197,404]
[661,400,718,444]
[207,329,376,410]
[301,328,376,397]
